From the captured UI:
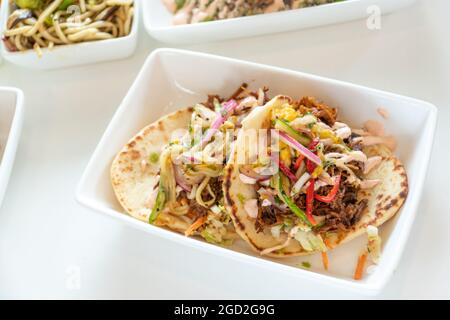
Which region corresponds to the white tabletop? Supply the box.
[0,0,448,299]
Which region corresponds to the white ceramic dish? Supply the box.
[76,48,436,295]
[0,87,24,208]
[0,0,139,70]
[143,0,417,44]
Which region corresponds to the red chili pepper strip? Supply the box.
[270,152,298,182]
[306,178,317,226]
[308,138,320,150]
[306,159,316,174]
[278,159,298,183]
[315,175,342,203]
[293,154,305,171]
[304,139,320,225]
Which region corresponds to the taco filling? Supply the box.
[111,84,269,245]
[224,95,408,257]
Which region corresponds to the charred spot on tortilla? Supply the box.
[130,150,140,160]
[157,121,164,130]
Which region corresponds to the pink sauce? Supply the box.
[364,120,385,137]
[362,135,397,151]
[360,119,397,151]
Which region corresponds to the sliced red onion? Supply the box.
[275,130,322,166]
[200,99,238,148]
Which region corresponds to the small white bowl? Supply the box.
[143,0,417,44]
[76,48,436,295]
[0,0,139,70]
[0,87,24,208]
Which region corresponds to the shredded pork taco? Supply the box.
[223,95,408,259]
[111,84,269,245]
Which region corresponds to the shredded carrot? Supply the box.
[186,211,196,219]
[353,253,367,280]
[321,252,329,271]
[184,216,208,237]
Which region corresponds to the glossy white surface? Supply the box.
[77,49,435,295]
[0,87,24,208]
[143,0,417,44]
[0,0,449,299]
[0,0,139,70]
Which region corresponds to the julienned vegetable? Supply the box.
[275,130,322,166]
[277,174,312,228]
[200,100,238,148]
[271,152,297,183]
[354,253,367,280]
[315,175,342,203]
[321,252,329,271]
[274,119,311,146]
[293,154,305,171]
[184,216,207,236]
[149,185,166,224]
[305,178,317,225]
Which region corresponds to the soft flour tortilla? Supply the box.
[111,107,194,233]
[223,97,409,257]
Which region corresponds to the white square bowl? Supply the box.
[143,0,417,44]
[0,0,140,70]
[0,87,24,208]
[76,48,436,295]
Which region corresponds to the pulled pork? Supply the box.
[313,185,368,232]
[298,96,337,126]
